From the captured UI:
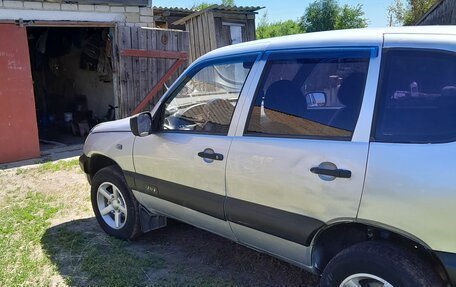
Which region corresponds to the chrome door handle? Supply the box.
[310,167,351,178]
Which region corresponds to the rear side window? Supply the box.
[374,49,456,143]
[245,50,370,140]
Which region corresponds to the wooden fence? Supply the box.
[115,27,189,118]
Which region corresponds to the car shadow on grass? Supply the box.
[41,217,319,287]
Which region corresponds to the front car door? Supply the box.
[131,54,259,239]
[226,47,381,266]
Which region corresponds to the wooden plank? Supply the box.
[186,23,194,63]
[121,49,188,59]
[138,28,149,112]
[131,27,141,109]
[156,29,166,105]
[202,13,211,55]
[168,30,179,86]
[207,12,217,50]
[131,58,186,115]
[192,18,200,60]
[110,26,121,119]
[196,16,205,58]
[117,26,133,118]
[28,21,115,27]
[247,19,256,41]
[214,17,223,49]
[147,29,157,102]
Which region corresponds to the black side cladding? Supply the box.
[124,170,325,246]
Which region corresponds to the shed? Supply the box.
[0,0,189,164]
[153,7,195,30]
[172,5,263,63]
[417,0,456,25]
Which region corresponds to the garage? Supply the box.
[27,26,115,151]
[0,1,189,164]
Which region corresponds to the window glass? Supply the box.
[374,49,456,143]
[162,60,254,135]
[245,52,370,139]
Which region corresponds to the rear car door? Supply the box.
[226,48,380,264]
[131,54,258,239]
[359,34,456,255]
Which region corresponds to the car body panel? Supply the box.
[359,33,456,254]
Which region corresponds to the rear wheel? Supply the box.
[320,241,445,287]
[91,166,141,240]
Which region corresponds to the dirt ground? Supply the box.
[0,159,319,287]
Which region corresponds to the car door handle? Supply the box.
[198,151,224,161]
[310,167,352,178]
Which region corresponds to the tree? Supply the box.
[222,0,234,6]
[387,0,437,26]
[299,0,368,33]
[192,0,234,10]
[256,12,304,39]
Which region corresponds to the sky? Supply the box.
[153,0,392,27]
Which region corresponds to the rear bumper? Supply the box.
[436,251,456,285]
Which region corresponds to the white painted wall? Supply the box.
[0,1,154,27]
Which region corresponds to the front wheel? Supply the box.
[320,241,445,287]
[91,166,141,240]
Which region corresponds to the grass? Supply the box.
[0,158,317,287]
[36,158,79,173]
[0,192,59,286]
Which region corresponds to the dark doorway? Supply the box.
[27,26,116,152]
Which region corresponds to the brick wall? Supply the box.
[418,0,456,25]
[0,1,154,27]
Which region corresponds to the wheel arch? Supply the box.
[310,221,450,284]
[86,153,123,182]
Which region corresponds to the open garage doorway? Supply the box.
[27,26,117,153]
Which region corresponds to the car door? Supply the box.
[131,54,259,239]
[225,48,381,265]
[359,34,456,253]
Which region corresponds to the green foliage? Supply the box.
[256,13,304,39]
[299,0,368,32]
[193,1,213,10]
[387,0,437,26]
[193,0,234,10]
[222,0,234,6]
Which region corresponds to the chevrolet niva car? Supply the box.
[80,26,456,287]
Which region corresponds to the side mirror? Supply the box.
[130,112,153,137]
[306,92,327,108]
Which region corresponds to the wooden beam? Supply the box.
[131,58,186,115]
[63,0,148,6]
[27,21,115,27]
[121,49,188,60]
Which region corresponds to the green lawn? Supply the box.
[0,159,317,287]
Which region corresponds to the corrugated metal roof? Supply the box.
[208,5,264,13]
[154,5,263,14]
[171,5,264,25]
[153,6,197,13]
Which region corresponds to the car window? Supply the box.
[374,49,456,143]
[162,59,254,135]
[245,51,370,140]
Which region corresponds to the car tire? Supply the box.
[91,166,142,240]
[320,241,445,287]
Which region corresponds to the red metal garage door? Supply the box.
[0,24,39,163]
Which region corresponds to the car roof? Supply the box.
[196,26,456,63]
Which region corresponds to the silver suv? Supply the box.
[80,26,456,287]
